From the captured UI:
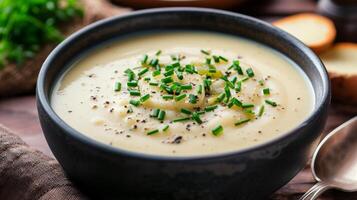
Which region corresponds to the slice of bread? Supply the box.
[320,43,357,105]
[273,13,336,53]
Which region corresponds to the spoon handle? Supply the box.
[299,182,330,200]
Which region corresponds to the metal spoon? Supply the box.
[300,116,357,200]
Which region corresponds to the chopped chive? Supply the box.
[164,70,174,77]
[216,93,226,103]
[212,125,223,136]
[235,119,250,126]
[181,108,192,115]
[206,58,211,64]
[189,94,198,104]
[258,105,265,116]
[141,54,148,64]
[224,85,231,99]
[232,98,242,107]
[156,50,162,56]
[219,56,228,62]
[235,81,242,92]
[144,77,151,82]
[175,70,183,80]
[175,94,187,102]
[265,99,277,107]
[225,80,234,89]
[185,64,196,74]
[208,67,217,73]
[213,55,220,63]
[263,88,270,95]
[152,70,161,77]
[233,60,243,75]
[259,80,264,86]
[205,105,218,112]
[201,49,210,55]
[161,76,174,84]
[246,68,255,77]
[162,125,169,132]
[165,65,174,71]
[149,58,159,66]
[163,95,174,100]
[172,62,180,68]
[158,110,166,120]
[129,99,140,107]
[114,82,121,91]
[242,103,254,108]
[204,79,212,92]
[231,77,237,85]
[128,72,135,81]
[138,68,149,76]
[244,109,255,115]
[197,111,205,115]
[197,85,203,94]
[125,68,134,74]
[227,100,234,108]
[192,112,202,124]
[241,77,249,82]
[173,117,191,122]
[127,81,138,87]
[160,84,173,94]
[129,90,141,96]
[147,129,159,135]
[140,94,150,102]
[149,82,159,86]
[181,84,192,90]
[150,109,160,118]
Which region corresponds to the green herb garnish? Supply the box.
[175,94,186,102]
[181,108,192,115]
[173,117,191,123]
[150,109,160,118]
[200,49,210,55]
[0,0,83,67]
[205,105,217,112]
[114,82,121,92]
[129,100,140,107]
[265,99,277,107]
[129,90,141,96]
[192,112,202,124]
[246,68,255,77]
[235,119,250,126]
[162,125,169,132]
[138,68,149,76]
[263,88,270,95]
[258,105,265,116]
[140,94,150,102]
[212,125,223,136]
[147,129,159,135]
[158,110,166,120]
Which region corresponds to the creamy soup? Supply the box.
[51,31,314,156]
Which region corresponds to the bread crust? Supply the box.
[273,13,336,53]
[321,43,357,105]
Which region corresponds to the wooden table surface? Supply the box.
[0,0,357,199]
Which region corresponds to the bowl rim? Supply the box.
[37,7,330,161]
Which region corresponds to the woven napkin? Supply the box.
[0,125,87,200]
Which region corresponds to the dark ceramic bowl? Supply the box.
[37,8,330,200]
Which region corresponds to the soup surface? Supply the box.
[51,31,314,156]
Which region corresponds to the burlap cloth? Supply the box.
[0,0,130,97]
[0,124,87,200]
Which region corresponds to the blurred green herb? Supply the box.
[0,0,83,69]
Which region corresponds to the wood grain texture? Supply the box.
[0,96,355,199]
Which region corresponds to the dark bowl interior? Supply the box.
[37,8,330,200]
